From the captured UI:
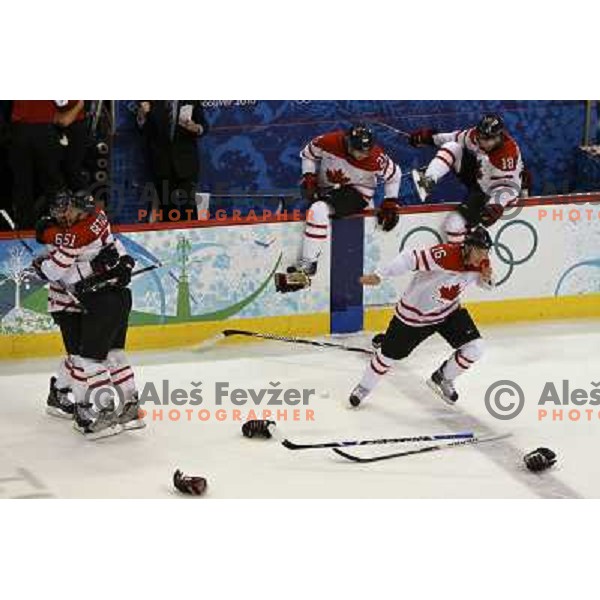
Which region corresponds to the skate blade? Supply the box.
[122,419,147,431]
[411,169,429,203]
[73,422,124,440]
[46,406,74,420]
[426,378,457,406]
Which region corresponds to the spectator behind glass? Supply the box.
[55,100,87,192]
[136,101,208,223]
[9,101,65,229]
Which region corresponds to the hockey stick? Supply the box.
[282,432,474,451]
[368,120,411,138]
[332,433,512,463]
[222,329,373,355]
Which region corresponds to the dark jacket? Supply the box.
[140,100,208,181]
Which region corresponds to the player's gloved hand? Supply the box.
[524,447,557,472]
[31,255,48,281]
[111,255,136,287]
[457,201,481,228]
[73,273,104,296]
[90,244,120,274]
[242,419,276,439]
[173,469,207,496]
[409,128,436,147]
[377,198,400,232]
[35,216,59,244]
[300,172,318,202]
[480,203,504,226]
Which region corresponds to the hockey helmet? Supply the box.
[347,123,374,152]
[476,114,504,140]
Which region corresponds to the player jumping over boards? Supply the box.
[410,114,525,243]
[349,226,494,408]
[275,124,402,293]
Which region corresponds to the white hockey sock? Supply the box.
[55,356,73,389]
[106,350,137,404]
[441,339,484,380]
[70,357,113,407]
[302,200,329,263]
[425,147,458,182]
[357,350,395,393]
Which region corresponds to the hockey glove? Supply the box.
[242,419,276,439]
[90,244,120,274]
[173,469,207,496]
[409,128,436,147]
[480,203,504,227]
[31,255,48,281]
[524,447,557,472]
[377,199,400,232]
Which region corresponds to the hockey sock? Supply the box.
[425,146,458,182]
[301,200,329,263]
[441,339,484,380]
[357,350,395,394]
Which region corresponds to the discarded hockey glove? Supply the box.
[409,128,436,147]
[274,269,311,294]
[173,469,207,496]
[90,244,120,274]
[524,447,557,472]
[242,419,276,439]
[377,199,400,232]
[300,172,318,202]
[480,203,504,227]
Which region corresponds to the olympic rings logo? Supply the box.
[398,219,538,286]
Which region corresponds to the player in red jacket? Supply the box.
[349,226,494,408]
[410,114,526,243]
[275,124,402,293]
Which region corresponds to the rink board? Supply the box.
[1,197,599,359]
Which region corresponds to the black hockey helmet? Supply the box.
[464,226,493,250]
[49,189,94,218]
[476,114,504,139]
[346,123,374,152]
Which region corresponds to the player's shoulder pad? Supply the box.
[429,243,465,270]
[312,130,346,153]
[488,134,520,171]
[69,208,109,248]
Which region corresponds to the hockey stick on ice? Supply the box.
[281,432,474,451]
[222,329,373,355]
[368,120,411,138]
[332,433,512,463]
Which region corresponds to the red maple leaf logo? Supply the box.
[326,168,351,186]
[439,284,461,302]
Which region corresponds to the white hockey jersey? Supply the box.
[433,128,523,207]
[37,209,124,313]
[376,243,491,327]
[300,130,401,202]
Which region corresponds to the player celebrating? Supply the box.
[275,124,402,293]
[410,114,524,243]
[348,226,494,407]
[32,190,144,439]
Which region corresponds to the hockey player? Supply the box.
[410,114,524,243]
[32,189,144,439]
[349,226,494,407]
[275,124,402,293]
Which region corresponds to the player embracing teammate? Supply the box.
[32,190,145,439]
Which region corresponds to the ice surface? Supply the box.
[1,319,599,498]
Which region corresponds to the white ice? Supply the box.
[1,319,599,498]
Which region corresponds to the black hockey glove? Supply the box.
[524,447,557,472]
[173,469,207,496]
[242,419,276,439]
[457,201,483,228]
[90,244,120,274]
[111,255,136,287]
[480,203,504,227]
[377,199,400,232]
[31,255,48,281]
